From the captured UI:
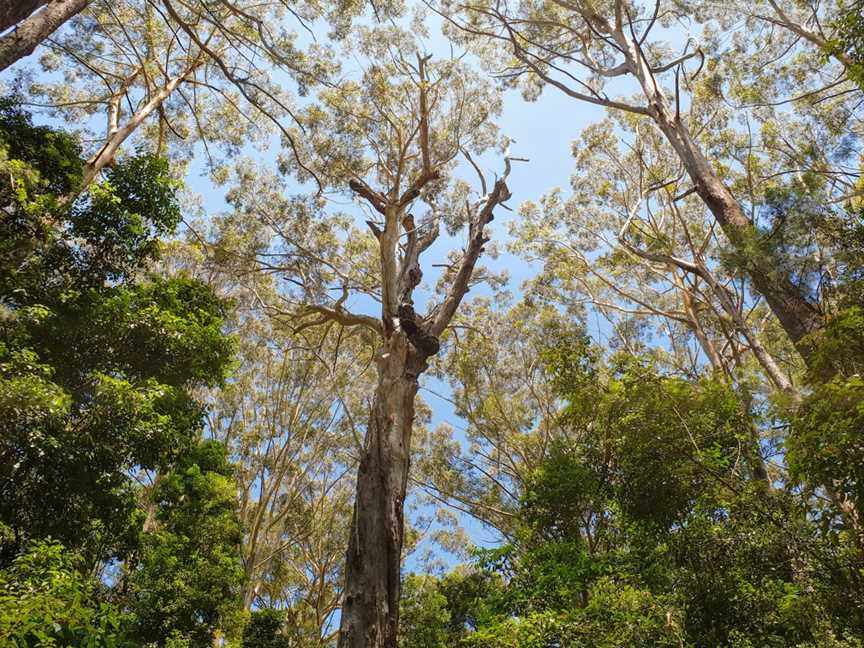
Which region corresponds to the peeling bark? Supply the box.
[339,335,428,648]
[330,54,513,645]
[337,179,510,648]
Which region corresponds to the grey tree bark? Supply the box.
[611,14,825,360]
[0,1,49,34]
[338,336,428,648]
[336,169,512,647]
[0,0,89,72]
[479,2,826,363]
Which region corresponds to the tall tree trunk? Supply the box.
[0,1,49,34]
[614,30,825,362]
[338,333,428,648]
[653,109,823,355]
[0,0,89,72]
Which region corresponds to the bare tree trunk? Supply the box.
[0,0,89,72]
[338,334,427,648]
[0,1,49,33]
[619,39,824,359]
[654,111,823,355]
[327,53,512,640]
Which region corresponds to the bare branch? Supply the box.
[349,178,388,215]
[295,302,383,336]
[428,158,520,337]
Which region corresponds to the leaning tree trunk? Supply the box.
[0,0,89,72]
[72,58,200,195]
[338,333,428,648]
[0,1,49,33]
[616,32,825,362]
[653,109,824,355]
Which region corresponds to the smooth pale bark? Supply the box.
[0,0,89,72]
[620,222,798,396]
[831,484,864,554]
[762,0,854,72]
[339,335,427,648]
[78,60,200,191]
[498,7,826,362]
[686,254,797,396]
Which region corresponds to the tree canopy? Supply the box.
[1,0,863,646]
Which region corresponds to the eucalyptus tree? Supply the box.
[514,114,799,397]
[214,27,516,646]
[438,0,863,363]
[207,323,359,644]
[416,300,574,542]
[831,0,864,87]
[512,125,786,483]
[680,0,864,86]
[162,195,368,643]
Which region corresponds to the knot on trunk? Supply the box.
[397,303,440,356]
[408,266,421,287]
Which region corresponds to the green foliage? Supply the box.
[0,101,181,298]
[0,103,235,572]
[0,100,243,647]
[437,569,500,638]
[829,0,864,87]
[543,350,748,531]
[0,540,123,647]
[460,577,683,648]
[786,302,864,558]
[667,487,830,646]
[0,275,235,565]
[69,154,182,283]
[0,96,82,198]
[242,609,292,648]
[398,575,451,648]
[804,307,864,382]
[420,340,863,647]
[790,375,864,510]
[125,441,245,646]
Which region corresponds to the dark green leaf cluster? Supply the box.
[125,441,245,646]
[0,540,123,647]
[242,609,294,648]
[404,344,864,647]
[0,101,243,646]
